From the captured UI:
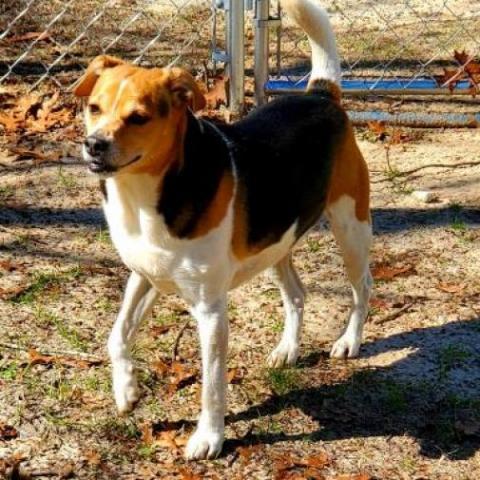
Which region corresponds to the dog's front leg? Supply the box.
[107,271,158,414]
[185,298,228,460]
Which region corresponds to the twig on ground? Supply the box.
[0,341,105,363]
[371,160,480,183]
[372,303,413,325]
[171,320,190,362]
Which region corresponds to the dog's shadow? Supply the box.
[223,316,480,460]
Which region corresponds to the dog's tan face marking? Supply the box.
[74,56,205,176]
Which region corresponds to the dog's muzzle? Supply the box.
[83,135,115,174]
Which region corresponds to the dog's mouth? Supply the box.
[88,154,142,174]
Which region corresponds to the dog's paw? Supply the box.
[112,367,140,414]
[185,428,224,460]
[267,342,299,368]
[330,334,360,359]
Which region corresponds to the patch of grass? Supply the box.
[392,181,414,195]
[57,166,77,188]
[96,228,111,244]
[261,288,280,300]
[137,444,157,460]
[0,362,18,381]
[0,185,14,199]
[11,267,81,305]
[53,316,89,352]
[451,217,467,232]
[271,319,283,333]
[266,367,300,396]
[96,297,115,313]
[306,237,321,253]
[34,306,89,351]
[46,378,74,402]
[439,344,471,379]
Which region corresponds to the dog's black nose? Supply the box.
[84,135,109,157]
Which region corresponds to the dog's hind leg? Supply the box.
[267,254,306,367]
[107,272,158,413]
[327,196,372,358]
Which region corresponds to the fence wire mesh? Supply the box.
[0,0,218,90]
[269,0,480,95]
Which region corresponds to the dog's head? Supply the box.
[74,55,205,176]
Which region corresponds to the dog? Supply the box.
[74,0,372,460]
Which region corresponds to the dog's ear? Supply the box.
[168,67,206,112]
[73,55,125,97]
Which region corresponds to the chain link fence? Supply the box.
[264,0,480,98]
[0,0,218,90]
[1,0,479,120]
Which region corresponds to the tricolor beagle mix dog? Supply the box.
[74,0,372,460]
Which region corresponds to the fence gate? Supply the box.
[253,0,480,127]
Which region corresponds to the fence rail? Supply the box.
[260,0,480,101]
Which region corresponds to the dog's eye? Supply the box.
[88,104,101,115]
[126,113,150,126]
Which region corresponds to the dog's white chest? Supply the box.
[102,174,234,294]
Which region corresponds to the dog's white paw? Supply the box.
[330,334,360,359]
[267,341,299,368]
[112,366,140,414]
[185,428,224,460]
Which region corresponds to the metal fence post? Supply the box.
[228,0,245,116]
[254,0,270,106]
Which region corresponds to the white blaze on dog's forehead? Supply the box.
[111,78,130,113]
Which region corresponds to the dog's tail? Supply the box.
[280,0,341,101]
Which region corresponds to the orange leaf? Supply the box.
[367,120,387,141]
[179,468,203,480]
[205,75,229,109]
[333,474,371,480]
[298,452,330,469]
[372,263,415,281]
[7,32,52,43]
[454,49,470,65]
[150,324,174,337]
[140,422,154,445]
[436,282,465,294]
[83,449,101,466]
[227,367,246,384]
[152,358,170,377]
[28,348,100,369]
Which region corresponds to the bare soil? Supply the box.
[0,96,479,479]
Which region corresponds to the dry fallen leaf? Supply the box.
[227,367,246,384]
[28,348,101,369]
[205,75,229,109]
[333,474,371,480]
[436,282,466,294]
[367,120,387,141]
[179,467,203,480]
[0,423,18,441]
[83,449,102,466]
[7,31,52,43]
[150,324,175,337]
[372,263,415,281]
[273,452,330,480]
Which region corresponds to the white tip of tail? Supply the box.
[280,0,341,86]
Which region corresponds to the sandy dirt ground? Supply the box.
[0,1,479,479]
[0,100,479,479]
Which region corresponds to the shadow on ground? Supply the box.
[223,317,480,460]
[1,205,479,233]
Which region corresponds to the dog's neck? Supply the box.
[103,110,233,240]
